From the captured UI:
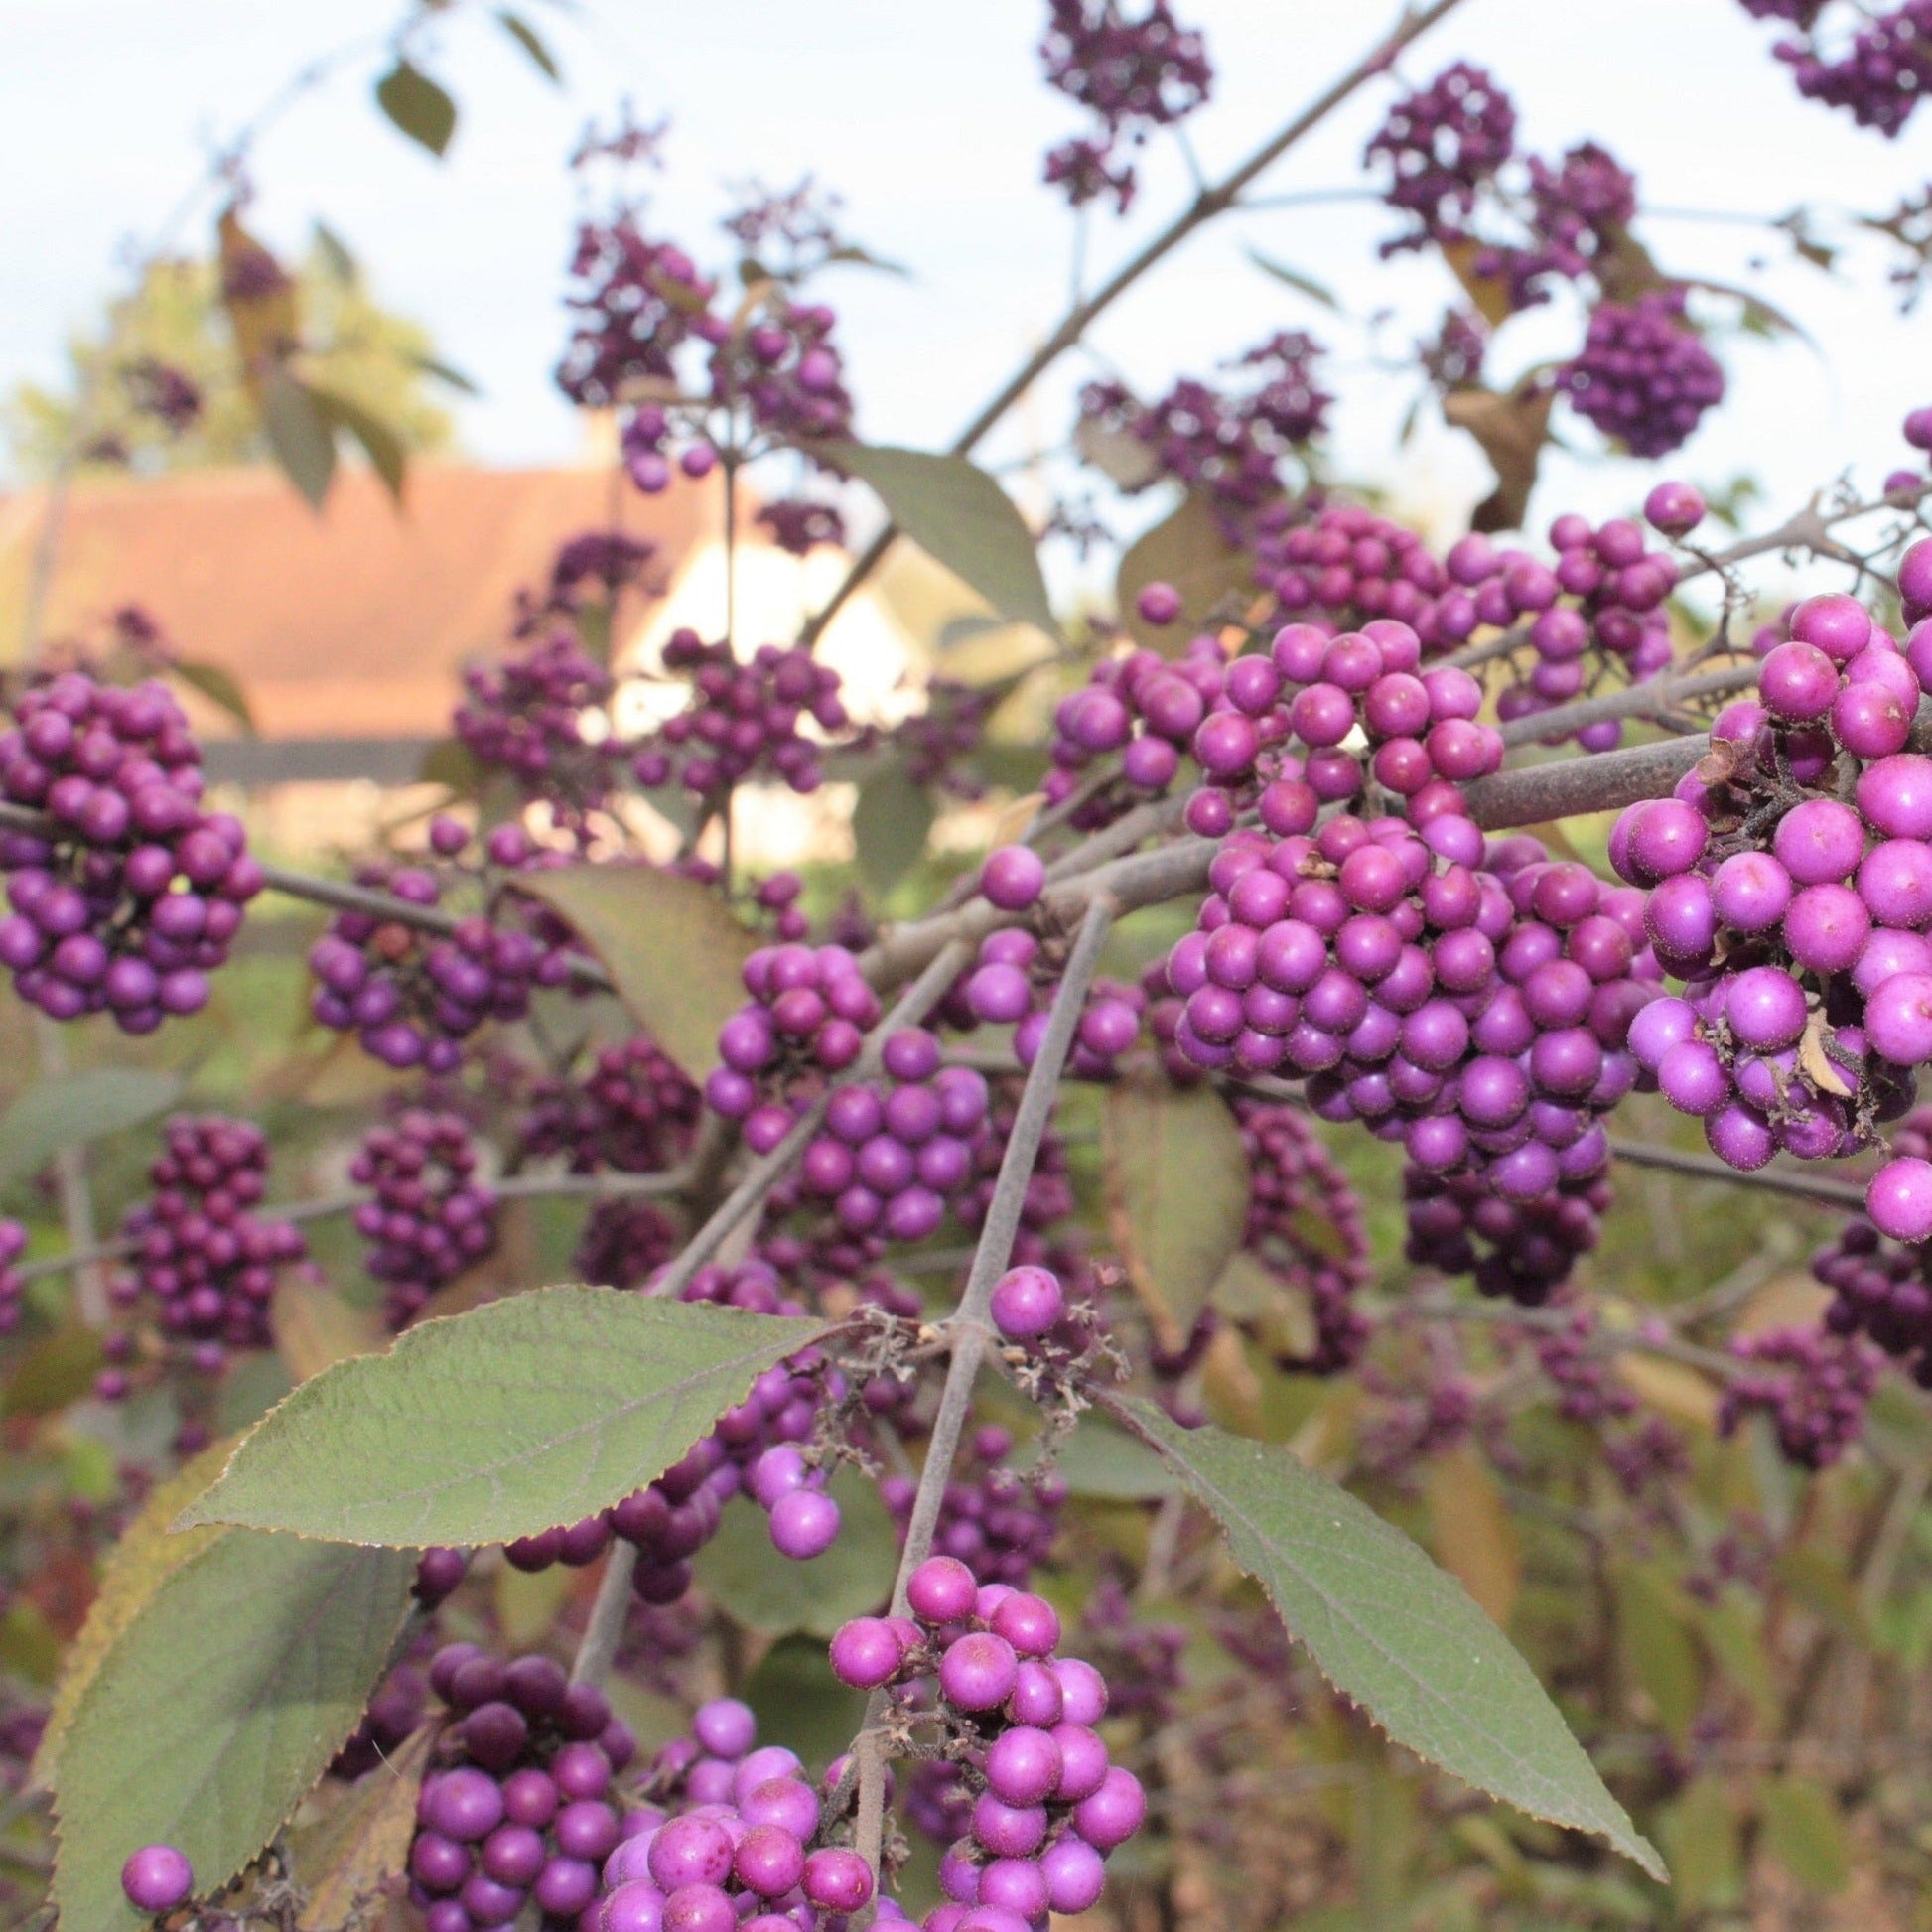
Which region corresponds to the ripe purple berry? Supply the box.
[122,1844,194,1914]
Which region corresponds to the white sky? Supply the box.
[4,0,1932,567]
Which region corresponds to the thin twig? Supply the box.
[1607,1137,1866,1211]
[798,0,1472,647]
[571,1542,639,1688]
[851,896,1117,1882]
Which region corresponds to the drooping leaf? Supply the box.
[216,209,299,401]
[407,350,483,396]
[495,9,561,81]
[311,220,359,284]
[823,444,1057,637]
[1102,1076,1250,1350]
[290,1727,432,1931]
[1443,383,1552,535]
[852,765,935,896]
[1118,1401,1665,1878]
[171,658,257,733]
[826,242,912,279]
[51,1529,415,1931]
[1115,492,1253,654]
[185,1288,832,1547]
[310,385,409,503]
[695,1467,896,1635]
[1758,1776,1850,1894]
[1245,247,1338,311]
[261,369,338,510]
[374,60,458,158]
[36,1441,233,1784]
[1425,1442,1520,1629]
[512,866,757,1081]
[0,1066,180,1189]
[1438,237,1516,329]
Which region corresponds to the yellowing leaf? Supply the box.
[1425,1443,1520,1629]
[1612,1353,1719,1430]
[1115,493,1253,655]
[274,1281,387,1383]
[291,1727,432,1931]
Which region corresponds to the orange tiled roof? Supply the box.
[0,463,721,738]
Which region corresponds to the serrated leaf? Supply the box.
[822,444,1057,638]
[1115,491,1253,654]
[1118,1401,1664,1878]
[185,1288,832,1547]
[261,369,338,510]
[1425,1442,1520,1629]
[852,765,934,896]
[51,1530,415,1931]
[374,59,457,157]
[291,1726,432,1931]
[495,9,561,81]
[512,866,756,1081]
[0,1066,180,1189]
[1102,1076,1250,1351]
[1245,246,1338,311]
[310,384,408,503]
[35,1442,233,1784]
[1759,1775,1850,1893]
[695,1466,896,1634]
[171,657,257,733]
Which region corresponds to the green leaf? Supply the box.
[823,444,1057,637]
[51,1530,415,1931]
[1758,1775,1850,1893]
[1117,1401,1665,1879]
[512,865,758,1081]
[0,1066,180,1189]
[1661,1775,1735,1910]
[1035,1417,1178,1500]
[695,1466,896,1634]
[852,765,935,896]
[3,1325,105,1419]
[1244,247,1338,310]
[260,369,338,510]
[185,1288,832,1547]
[310,385,408,503]
[496,9,561,80]
[418,736,485,791]
[743,1633,866,1772]
[1613,1564,1699,1741]
[1115,491,1252,654]
[374,59,458,157]
[1101,1075,1250,1350]
[171,657,257,733]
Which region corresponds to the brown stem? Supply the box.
[1606,1137,1866,1211]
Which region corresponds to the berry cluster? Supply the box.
[407,1642,639,1929]
[757,496,847,558]
[897,680,1000,800]
[1614,572,1932,1220]
[828,1556,1147,1928]
[350,1110,499,1328]
[308,821,581,1073]
[1232,1098,1372,1372]
[575,1198,683,1291]
[790,1034,993,1245]
[949,923,1145,1081]
[1809,1106,1932,1380]
[106,1117,307,1373]
[708,943,884,1134]
[880,1427,1065,1589]
[1526,1298,1637,1425]
[1364,62,1518,249]
[523,1034,702,1178]
[1559,289,1725,458]
[454,630,621,837]
[599,1699,896,1932]
[1252,500,1470,650]
[630,632,850,798]
[0,673,259,1031]
[1719,1323,1881,1467]
[1481,141,1638,312]
[712,301,854,444]
[1075,331,1330,519]
[1038,0,1212,212]
[1764,0,1932,137]
[556,216,719,408]
[333,1662,430,1780]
